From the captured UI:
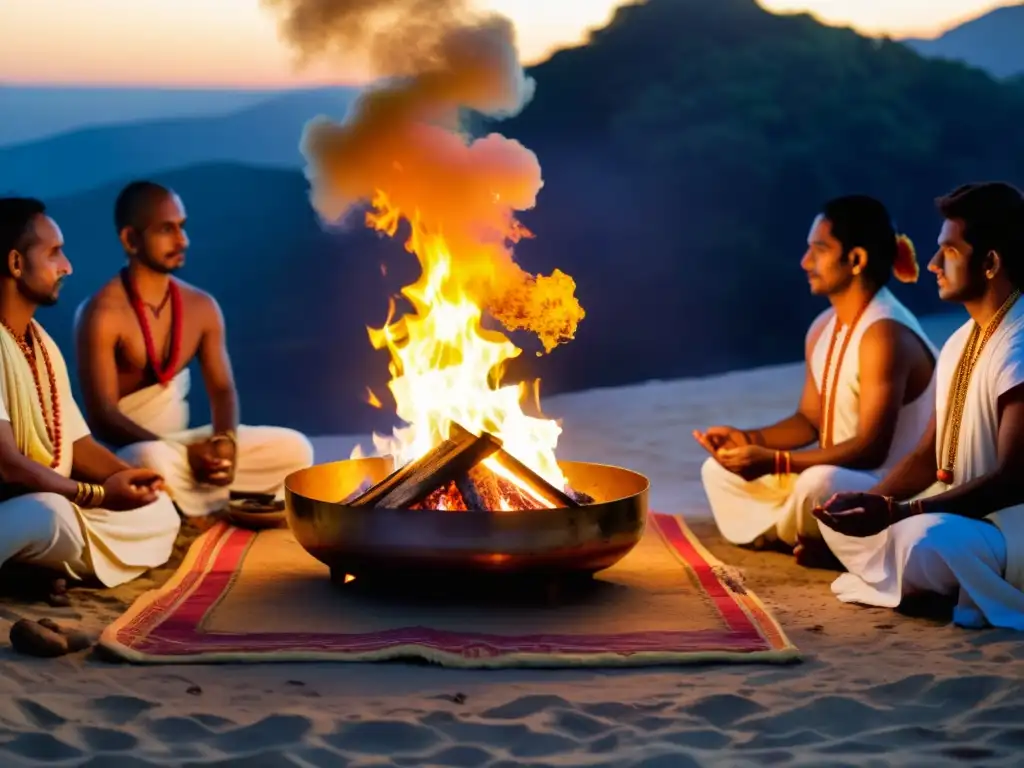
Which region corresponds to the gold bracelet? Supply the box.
[73,482,103,508]
[210,429,237,447]
[783,451,792,475]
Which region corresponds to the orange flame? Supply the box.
[358,190,582,489]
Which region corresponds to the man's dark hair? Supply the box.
[821,195,899,287]
[0,197,47,275]
[936,182,1024,290]
[114,180,172,233]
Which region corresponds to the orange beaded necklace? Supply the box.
[0,320,62,468]
[818,299,872,448]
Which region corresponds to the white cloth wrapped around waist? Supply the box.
[117,368,192,438]
[114,368,315,517]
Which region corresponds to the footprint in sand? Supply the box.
[76,725,139,752]
[16,699,66,729]
[324,720,441,755]
[146,715,215,743]
[210,714,313,754]
[0,732,83,762]
[421,712,578,759]
[90,695,157,726]
[681,693,768,729]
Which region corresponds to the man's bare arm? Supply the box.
[71,436,133,483]
[869,414,938,500]
[74,301,162,447]
[0,421,79,499]
[788,321,917,472]
[196,295,238,436]
[911,383,1024,519]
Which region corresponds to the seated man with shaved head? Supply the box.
[74,180,314,518]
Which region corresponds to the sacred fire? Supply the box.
[266,0,648,581]
[264,0,593,512]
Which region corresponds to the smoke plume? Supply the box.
[262,0,583,352]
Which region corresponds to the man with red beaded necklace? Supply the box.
[816,182,1024,630]
[74,181,314,519]
[0,197,180,598]
[695,196,937,567]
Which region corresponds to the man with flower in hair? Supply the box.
[695,195,936,566]
[815,182,1024,629]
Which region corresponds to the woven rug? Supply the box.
[99,513,798,667]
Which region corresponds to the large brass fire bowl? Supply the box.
[284,458,649,582]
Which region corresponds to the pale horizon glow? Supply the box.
[0,1,1016,88]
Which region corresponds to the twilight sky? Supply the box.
[0,0,1010,87]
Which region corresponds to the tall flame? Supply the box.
[263,0,585,489]
[362,190,581,487]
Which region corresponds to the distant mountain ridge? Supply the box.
[0,85,285,147]
[902,3,1024,78]
[0,87,358,199]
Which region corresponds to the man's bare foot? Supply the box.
[38,618,91,652]
[9,618,91,657]
[10,619,69,657]
[793,537,844,570]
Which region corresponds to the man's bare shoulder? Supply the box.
[860,318,920,354]
[75,276,132,332]
[173,279,224,323]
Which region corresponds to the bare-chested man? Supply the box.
[74,181,314,518]
[695,195,937,565]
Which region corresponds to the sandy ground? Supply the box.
[2,311,1023,767]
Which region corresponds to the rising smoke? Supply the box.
[261,0,584,352]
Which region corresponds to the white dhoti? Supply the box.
[702,458,878,546]
[0,320,181,587]
[115,370,314,518]
[821,513,1024,630]
[821,304,1024,630]
[0,491,180,587]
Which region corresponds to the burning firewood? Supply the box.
[454,463,546,511]
[341,421,592,512]
[346,421,501,508]
[448,423,580,509]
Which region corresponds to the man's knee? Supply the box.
[905,517,963,564]
[701,456,729,488]
[3,493,80,561]
[792,465,845,508]
[119,440,181,472]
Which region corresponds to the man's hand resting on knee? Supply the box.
[103,468,165,511]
